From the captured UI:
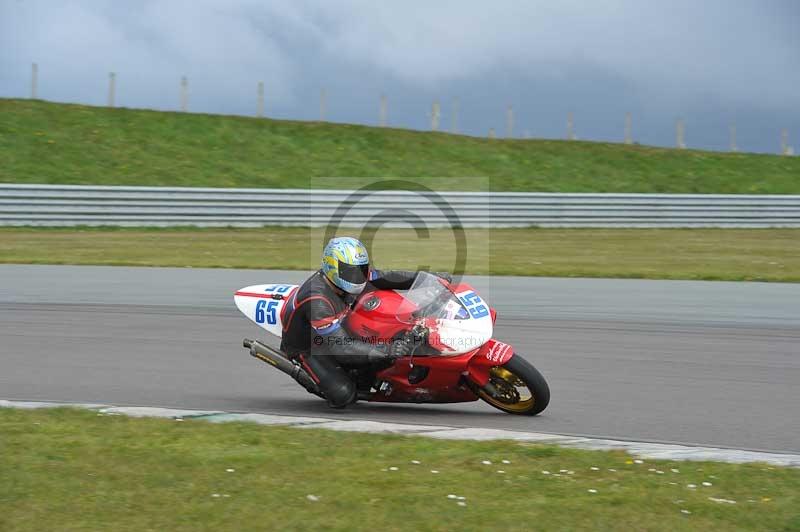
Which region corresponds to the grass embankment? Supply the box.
[1,227,798,282]
[1,408,797,531]
[2,99,799,193]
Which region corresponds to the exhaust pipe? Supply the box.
[243,338,320,396]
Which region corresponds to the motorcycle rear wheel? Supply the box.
[476,354,550,416]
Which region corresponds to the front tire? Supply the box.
[476,354,550,416]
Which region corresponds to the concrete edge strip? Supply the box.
[2,399,798,467]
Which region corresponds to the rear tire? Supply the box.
[476,354,550,416]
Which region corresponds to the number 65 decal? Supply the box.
[255,300,279,324]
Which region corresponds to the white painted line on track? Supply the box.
[3,399,798,467]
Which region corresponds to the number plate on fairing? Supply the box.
[457,291,490,319]
[234,284,298,338]
[429,289,493,355]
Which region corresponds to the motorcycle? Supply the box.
[234,271,549,415]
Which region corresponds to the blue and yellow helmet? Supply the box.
[321,237,370,294]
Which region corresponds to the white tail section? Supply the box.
[234,283,299,338]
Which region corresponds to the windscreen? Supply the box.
[400,271,469,321]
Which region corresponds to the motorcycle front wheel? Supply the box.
[476,354,550,416]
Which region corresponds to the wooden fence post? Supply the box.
[567,112,576,140]
[624,113,632,144]
[180,76,188,112]
[31,63,38,99]
[108,72,116,108]
[257,81,264,117]
[676,119,686,149]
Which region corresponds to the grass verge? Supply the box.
[0,227,798,282]
[3,99,800,193]
[1,408,798,531]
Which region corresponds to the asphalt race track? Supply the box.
[1,265,798,453]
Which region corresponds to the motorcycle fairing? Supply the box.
[370,339,516,403]
[370,352,481,403]
[464,339,515,387]
[234,284,299,338]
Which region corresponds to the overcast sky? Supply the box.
[2,0,798,153]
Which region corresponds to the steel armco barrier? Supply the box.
[1,184,799,227]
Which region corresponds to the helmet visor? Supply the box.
[338,261,369,285]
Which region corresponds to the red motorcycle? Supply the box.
[235,271,549,415]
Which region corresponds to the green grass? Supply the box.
[2,99,800,193]
[1,408,797,531]
[1,227,798,282]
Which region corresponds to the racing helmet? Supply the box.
[321,237,370,294]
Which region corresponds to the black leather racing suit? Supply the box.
[279,269,418,407]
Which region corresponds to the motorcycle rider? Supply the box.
[280,236,450,408]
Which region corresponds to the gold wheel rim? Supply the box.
[477,367,535,413]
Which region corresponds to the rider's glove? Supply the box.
[433,272,452,284]
[389,337,414,359]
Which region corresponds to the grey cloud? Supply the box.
[316,0,799,109]
[1,0,798,152]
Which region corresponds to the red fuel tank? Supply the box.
[345,289,415,343]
